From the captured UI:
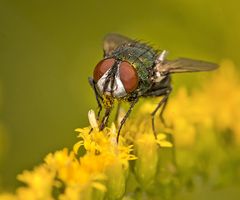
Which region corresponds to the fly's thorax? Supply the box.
[112,44,157,95]
[152,67,167,83]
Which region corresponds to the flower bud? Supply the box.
[105,159,127,200]
[134,134,158,189]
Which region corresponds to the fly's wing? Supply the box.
[103,33,133,56]
[158,58,218,74]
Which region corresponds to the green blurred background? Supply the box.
[0,0,239,192]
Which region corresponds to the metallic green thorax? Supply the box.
[111,42,159,96]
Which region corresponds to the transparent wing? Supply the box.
[158,57,219,73]
[103,33,133,56]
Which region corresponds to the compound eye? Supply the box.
[119,61,139,93]
[93,58,115,81]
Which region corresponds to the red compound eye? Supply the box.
[119,61,139,93]
[93,58,115,81]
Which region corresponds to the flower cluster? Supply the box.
[1,60,240,199]
[0,118,138,200]
[166,59,240,147]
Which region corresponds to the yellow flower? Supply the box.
[134,133,159,188]
[16,165,55,200]
[0,194,16,200]
[156,133,173,148]
[74,115,137,199]
[46,148,107,200]
[1,59,240,199]
[162,60,240,147]
[202,60,240,144]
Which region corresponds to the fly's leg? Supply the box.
[114,102,121,127]
[151,91,171,138]
[159,89,171,127]
[100,107,112,131]
[159,99,168,127]
[144,84,176,164]
[143,86,172,138]
[117,98,138,143]
[88,77,103,119]
[88,77,104,134]
[152,88,176,165]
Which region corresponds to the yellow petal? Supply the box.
[92,182,107,192]
[158,141,173,148]
[73,141,84,154]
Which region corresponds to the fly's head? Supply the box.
[93,58,139,107]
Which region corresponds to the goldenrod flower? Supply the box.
[1,60,240,199]
[16,165,55,200]
[164,60,240,147]
[134,133,159,189]
[73,114,137,199]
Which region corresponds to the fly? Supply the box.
[89,33,219,142]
